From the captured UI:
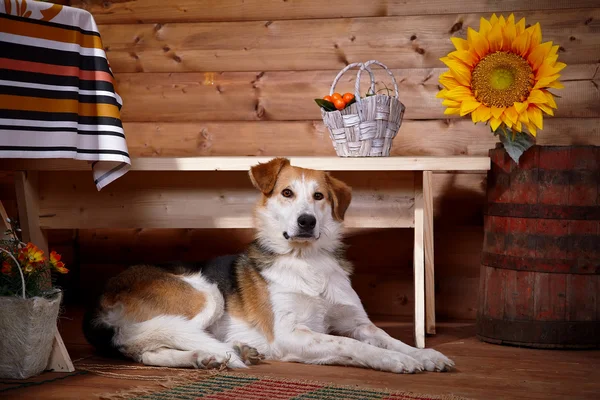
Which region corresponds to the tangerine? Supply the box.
[333,98,346,110]
[323,95,333,102]
[331,92,343,101]
[342,93,354,103]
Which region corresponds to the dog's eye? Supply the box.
[313,192,324,201]
[282,189,293,198]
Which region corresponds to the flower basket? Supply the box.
[0,291,62,379]
[321,60,405,157]
[0,220,69,379]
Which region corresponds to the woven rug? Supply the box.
[94,372,467,400]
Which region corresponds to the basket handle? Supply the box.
[329,62,376,98]
[356,60,400,98]
[0,248,26,299]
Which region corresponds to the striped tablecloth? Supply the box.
[0,0,130,190]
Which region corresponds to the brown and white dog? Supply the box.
[83,158,454,373]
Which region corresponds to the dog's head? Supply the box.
[249,158,351,254]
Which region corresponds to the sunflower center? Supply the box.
[471,51,534,108]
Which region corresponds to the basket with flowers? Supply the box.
[0,218,69,379]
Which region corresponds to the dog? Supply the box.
[83,157,454,373]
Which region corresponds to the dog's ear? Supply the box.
[326,173,352,221]
[249,157,290,194]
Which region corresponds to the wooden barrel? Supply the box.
[477,145,599,349]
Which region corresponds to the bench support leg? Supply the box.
[15,171,75,373]
[413,172,425,349]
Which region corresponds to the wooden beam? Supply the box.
[413,171,425,349]
[0,156,491,172]
[423,171,436,335]
[37,170,416,229]
[14,172,75,373]
[90,10,600,72]
[71,0,600,24]
[114,72,599,122]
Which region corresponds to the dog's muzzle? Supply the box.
[283,214,317,240]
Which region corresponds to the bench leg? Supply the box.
[413,172,425,349]
[15,171,75,373]
[423,171,436,335]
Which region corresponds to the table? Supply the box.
[2,155,490,369]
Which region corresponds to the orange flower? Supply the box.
[18,242,45,273]
[1,260,12,275]
[49,250,69,274]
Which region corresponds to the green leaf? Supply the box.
[314,99,337,112]
[498,129,535,165]
[345,97,357,108]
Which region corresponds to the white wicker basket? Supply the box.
[321,60,405,157]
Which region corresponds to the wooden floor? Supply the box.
[1,310,599,400]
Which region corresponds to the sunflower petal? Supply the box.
[450,37,470,51]
[528,23,542,50]
[513,101,528,114]
[444,107,461,115]
[472,104,492,122]
[507,14,515,25]
[442,99,461,107]
[536,61,566,81]
[467,27,489,59]
[514,121,523,133]
[439,71,461,90]
[512,31,531,57]
[547,80,565,89]
[504,106,519,125]
[445,86,474,101]
[542,90,558,108]
[479,17,492,36]
[436,89,448,99]
[449,50,478,67]
[528,89,549,104]
[502,113,513,129]
[491,106,505,119]
[515,17,526,35]
[534,74,561,90]
[441,57,472,86]
[502,20,517,52]
[528,41,553,71]
[488,23,503,53]
[538,103,555,116]
[518,109,530,124]
[548,44,560,58]
[460,100,481,116]
[498,15,506,27]
[525,122,537,137]
[528,106,544,130]
[490,117,502,131]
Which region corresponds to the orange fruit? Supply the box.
[331,92,343,101]
[342,93,354,103]
[323,95,333,102]
[333,98,346,110]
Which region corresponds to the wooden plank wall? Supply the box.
[11,0,600,320]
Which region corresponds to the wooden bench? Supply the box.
[2,156,490,371]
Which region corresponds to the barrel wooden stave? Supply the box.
[477,145,600,349]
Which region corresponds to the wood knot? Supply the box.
[350,35,356,42]
[129,52,139,60]
[449,21,463,34]
[154,23,163,32]
[415,47,426,55]
[410,34,417,41]
[584,17,593,25]
[172,54,182,63]
[162,45,171,52]
[569,36,576,41]
[558,46,566,52]
[264,21,272,27]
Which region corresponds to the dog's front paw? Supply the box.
[382,353,423,374]
[409,348,455,372]
[233,342,265,365]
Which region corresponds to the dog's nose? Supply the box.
[297,214,316,230]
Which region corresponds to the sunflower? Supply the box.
[437,14,565,137]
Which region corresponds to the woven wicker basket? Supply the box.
[321,60,405,157]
